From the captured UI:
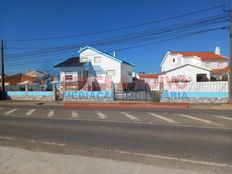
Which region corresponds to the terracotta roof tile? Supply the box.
[3,73,39,85]
[138,73,159,79]
[212,66,230,73]
[170,51,227,61]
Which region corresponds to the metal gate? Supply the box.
[114,90,160,101]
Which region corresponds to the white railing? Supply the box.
[162,81,228,92]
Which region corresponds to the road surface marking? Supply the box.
[25,109,36,116]
[96,110,107,119]
[58,143,66,146]
[120,112,139,121]
[213,115,232,121]
[177,114,223,126]
[93,147,229,168]
[48,110,55,117]
[71,111,79,119]
[0,136,14,140]
[28,140,36,143]
[148,113,177,124]
[4,108,18,115]
[6,114,232,130]
[39,141,66,146]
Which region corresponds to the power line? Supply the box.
[7,5,224,42]
[5,26,227,68]
[6,13,229,59]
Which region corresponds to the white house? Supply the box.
[160,47,228,82]
[55,46,134,91]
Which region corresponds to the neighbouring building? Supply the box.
[3,73,39,85]
[136,73,160,91]
[160,47,228,82]
[1,73,41,91]
[26,70,57,90]
[211,66,230,81]
[54,46,134,91]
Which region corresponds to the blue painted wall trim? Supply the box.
[7,91,54,96]
[162,91,228,99]
[64,91,113,99]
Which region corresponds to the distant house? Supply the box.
[54,46,134,91]
[26,70,46,79]
[136,73,160,91]
[160,47,228,82]
[26,70,56,90]
[4,73,39,85]
[212,66,230,81]
[1,73,41,91]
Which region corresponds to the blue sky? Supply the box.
[0,0,231,75]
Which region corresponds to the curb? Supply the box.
[63,102,190,110]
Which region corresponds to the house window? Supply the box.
[106,70,116,76]
[94,56,101,63]
[65,75,73,81]
[173,58,175,63]
[196,74,208,82]
[128,71,132,76]
[80,57,88,62]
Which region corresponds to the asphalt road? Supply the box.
[0,104,232,173]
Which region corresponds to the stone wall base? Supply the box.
[161,97,228,104]
[7,95,54,101]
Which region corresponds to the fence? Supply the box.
[161,81,228,103]
[59,81,113,92]
[0,83,56,101]
[2,81,227,102]
[4,84,41,91]
[162,81,228,92]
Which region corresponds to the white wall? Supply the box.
[161,54,182,72]
[143,78,160,91]
[121,63,133,83]
[80,48,133,84]
[161,52,228,72]
[182,56,201,66]
[201,60,228,69]
[60,67,85,81]
[162,81,228,92]
[159,65,210,82]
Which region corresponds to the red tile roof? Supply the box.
[138,73,159,79]
[3,73,39,85]
[170,51,227,61]
[212,66,230,73]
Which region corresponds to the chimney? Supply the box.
[215,47,220,55]
[113,51,116,57]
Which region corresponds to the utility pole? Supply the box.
[1,40,6,100]
[229,9,232,103]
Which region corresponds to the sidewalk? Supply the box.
[63,101,190,109]
[190,103,232,110]
[0,146,201,174]
[1,100,232,110]
[0,100,190,109]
